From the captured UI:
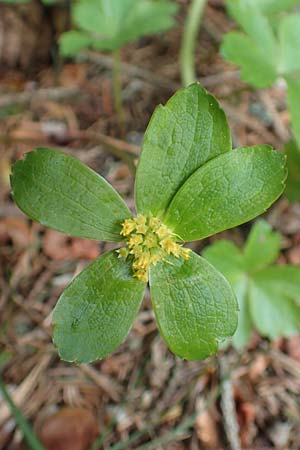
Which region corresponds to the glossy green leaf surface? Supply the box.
[165,146,286,242]
[203,219,300,346]
[53,251,146,363]
[284,141,300,202]
[135,83,231,216]
[221,32,277,88]
[69,0,178,53]
[243,220,281,271]
[149,251,238,360]
[10,148,131,241]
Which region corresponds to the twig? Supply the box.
[259,90,290,142]
[0,87,81,108]
[79,50,181,91]
[0,354,52,426]
[219,354,242,450]
[79,364,123,402]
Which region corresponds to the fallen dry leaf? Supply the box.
[286,335,300,361]
[38,407,99,450]
[0,217,31,248]
[43,229,99,260]
[195,405,220,449]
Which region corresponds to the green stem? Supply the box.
[180,0,208,86]
[0,377,45,450]
[112,49,125,128]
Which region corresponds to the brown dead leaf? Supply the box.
[286,335,300,361]
[248,353,269,382]
[195,407,220,448]
[38,408,99,450]
[43,229,99,260]
[287,245,300,265]
[0,217,31,248]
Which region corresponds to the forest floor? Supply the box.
[1,1,300,449]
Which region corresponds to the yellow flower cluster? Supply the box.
[118,214,190,282]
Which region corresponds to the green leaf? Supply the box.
[53,251,146,363]
[231,276,252,349]
[278,14,300,75]
[226,0,277,55]
[135,83,231,216]
[149,251,238,360]
[243,220,281,271]
[59,31,94,57]
[253,266,300,302]
[165,146,287,241]
[71,0,178,52]
[221,32,277,88]
[249,278,300,339]
[10,148,131,242]
[247,0,300,15]
[202,240,244,281]
[202,242,251,349]
[284,140,300,202]
[286,75,300,148]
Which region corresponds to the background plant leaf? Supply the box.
[249,279,300,339]
[203,220,300,347]
[53,251,146,363]
[226,0,277,55]
[232,277,252,348]
[59,31,94,57]
[243,220,281,271]
[226,0,300,15]
[164,146,286,241]
[253,266,300,302]
[67,0,178,53]
[135,83,231,217]
[284,140,300,202]
[10,148,132,242]
[278,14,300,74]
[286,76,300,148]
[202,239,244,281]
[221,31,277,88]
[202,241,251,348]
[149,251,238,360]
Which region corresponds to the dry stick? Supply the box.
[78,50,181,92]
[259,90,290,143]
[219,354,242,450]
[0,87,80,109]
[0,354,52,426]
[79,50,239,91]
[79,364,123,402]
[112,49,125,128]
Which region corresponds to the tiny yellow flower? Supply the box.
[156,224,171,239]
[119,214,190,282]
[128,234,143,248]
[120,218,136,236]
[117,247,129,259]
